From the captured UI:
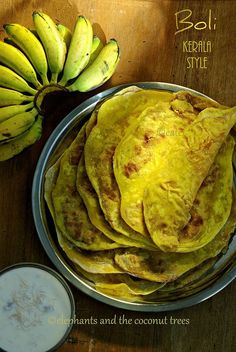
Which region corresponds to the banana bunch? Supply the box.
[0,11,120,161]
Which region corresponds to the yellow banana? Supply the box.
[0,115,42,161]
[0,65,37,95]
[0,102,34,123]
[33,12,66,83]
[87,35,104,66]
[67,39,120,92]
[0,108,38,142]
[0,88,34,107]
[57,24,72,49]
[0,42,41,89]
[59,16,93,86]
[4,23,49,85]
[0,127,30,145]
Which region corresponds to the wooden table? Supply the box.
[0,1,236,351]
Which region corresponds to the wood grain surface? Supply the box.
[0,1,236,351]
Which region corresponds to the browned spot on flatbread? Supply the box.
[159,223,168,229]
[144,132,155,144]
[83,178,95,194]
[182,213,203,239]
[104,145,116,160]
[173,91,219,111]
[65,185,77,197]
[134,144,142,155]
[69,153,80,166]
[201,166,219,187]
[124,162,139,178]
[102,185,118,201]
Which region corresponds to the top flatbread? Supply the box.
[143,105,236,251]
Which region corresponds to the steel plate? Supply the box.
[32,82,236,311]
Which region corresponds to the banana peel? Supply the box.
[67,39,120,92]
[0,116,42,161]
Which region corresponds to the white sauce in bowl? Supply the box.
[0,265,74,352]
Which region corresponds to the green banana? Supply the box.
[0,88,34,107]
[0,42,41,89]
[0,102,34,123]
[33,11,66,83]
[87,35,104,66]
[57,24,72,49]
[59,16,93,86]
[0,108,38,142]
[0,115,42,161]
[4,23,49,85]
[0,65,37,95]
[67,39,120,92]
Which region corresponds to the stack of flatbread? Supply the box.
[44,87,236,301]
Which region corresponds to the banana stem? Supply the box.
[29,87,38,95]
[50,72,59,84]
[58,76,68,86]
[25,101,34,109]
[27,95,35,101]
[41,74,49,86]
[35,80,43,89]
